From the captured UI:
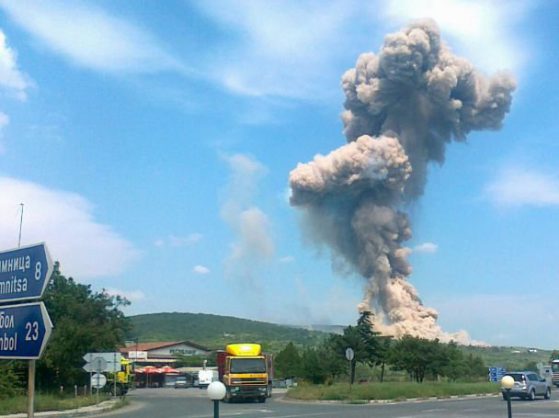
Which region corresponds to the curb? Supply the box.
[0,399,121,418]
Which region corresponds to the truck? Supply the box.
[106,357,133,396]
[216,343,273,403]
[552,359,559,387]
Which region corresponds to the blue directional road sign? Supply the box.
[0,302,53,359]
[0,243,53,303]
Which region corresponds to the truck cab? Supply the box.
[217,343,272,403]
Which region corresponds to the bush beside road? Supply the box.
[286,382,499,402]
[0,394,124,416]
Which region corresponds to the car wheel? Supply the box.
[544,387,551,400]
[528,389,536,401]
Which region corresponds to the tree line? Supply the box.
[0,263,130,397]
[275,311,488,384]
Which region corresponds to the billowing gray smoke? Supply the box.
[289,19,515,343]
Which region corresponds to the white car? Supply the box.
[198,370,214,388]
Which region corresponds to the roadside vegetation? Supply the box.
[288,382,498,402]
[0,263,131,412]
[0,394,115,415]
[273,311,559,401]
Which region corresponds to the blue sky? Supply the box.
[1,0,558,348]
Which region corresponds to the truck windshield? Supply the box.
[552,363,559,372]
[230,358,266,373]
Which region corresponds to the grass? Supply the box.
[0,393,115,415]
[287,382,500,402]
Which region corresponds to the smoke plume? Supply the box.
[289,19,515,343]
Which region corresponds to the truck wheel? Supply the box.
[223,390,231,403]
[258,397,266,403]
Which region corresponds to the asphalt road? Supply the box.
[90,387,559,418]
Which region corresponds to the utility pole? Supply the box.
[19,203,36,418]
[18,203,24,248]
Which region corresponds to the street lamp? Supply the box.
[501,375,514,418]
[207,381,226,418]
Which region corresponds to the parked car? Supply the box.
[501,371,551,400]
[174,376,189,389]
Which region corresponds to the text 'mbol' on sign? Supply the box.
[0,243,53,303]
[0,301,53,359]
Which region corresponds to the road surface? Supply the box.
[90,386,559,418]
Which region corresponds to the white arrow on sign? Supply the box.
[83,352,122,363]
[83,360,121,373]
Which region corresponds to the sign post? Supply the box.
[0,243,53,418]
[345,347,355,389]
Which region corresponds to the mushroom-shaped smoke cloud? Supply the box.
[289,19,515,344]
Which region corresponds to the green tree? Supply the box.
[376,336,392,382]
[463,353,486,381]
[275,342,302,378]
[523,361,539,372]
[0,361,23,398]
[549,350,559,362]
[329,311,382,384]
[36,262,131,390]
[441,342,465,381]
[389,335,448,383]
[300,347,328,384]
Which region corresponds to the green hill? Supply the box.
[127,312,331,352]
[127,312,556,368]
[461,345,554,372]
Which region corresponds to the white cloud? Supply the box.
[379,0,530,75]
[485,167,559,208]
[195,0,531,100]
[154,233,203,248]
[193,265,210,275]
[0,0,183,74]
[227,207,274,260]
[431,293,558,348]
[104,288,145,302]
[195,0,354,99]
[413,242,438,253]
[0,30,31,100]
[0,111,9,154]
[221,153,275,283]
[0,177,139,279]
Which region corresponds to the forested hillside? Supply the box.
[127,312,556,367]
[127,312,331,351]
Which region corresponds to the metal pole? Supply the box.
[213,399,219,418]
[27,360,35,418]
[113,352,117,397]
[506,389,512,418]
[18,203,24,247]
[348,359,352,392]
[20,204,35,418]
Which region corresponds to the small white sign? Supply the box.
[83,352,122,363]
[91,373,107,389]
[128,350,148,360]
[345,347,354,361]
